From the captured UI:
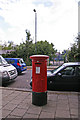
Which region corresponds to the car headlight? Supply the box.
[2,71,8,77]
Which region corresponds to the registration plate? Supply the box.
[23,67,26,69]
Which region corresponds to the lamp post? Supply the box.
[33,9,37,54]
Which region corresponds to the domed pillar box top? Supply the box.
[30,55,49,61]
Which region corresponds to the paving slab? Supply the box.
[23,113,39,119]
[2,103,18,111]
[0,87,79,119]
[39,111,54,118]
[10,107,27,117]
[55,109,70,118]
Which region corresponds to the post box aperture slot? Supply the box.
[35,63,41,64]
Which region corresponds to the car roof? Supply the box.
[5,58,22,60]
[63,62,80,67]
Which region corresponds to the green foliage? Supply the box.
[68,33,80,62]
[2,30,56,65]
[2,40,56,65]
[68,43,77,62]
[2,41,15,50]
[34,40,56,60]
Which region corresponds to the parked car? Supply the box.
[5,58,27,74]
[30,62,80,91]
[0,55,18,85]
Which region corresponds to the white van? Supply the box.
[0,55,18,85]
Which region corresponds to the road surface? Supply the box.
[3,70,32,89]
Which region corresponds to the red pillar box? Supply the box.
[30,55,49,106]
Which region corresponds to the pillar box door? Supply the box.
[30,55,49,106]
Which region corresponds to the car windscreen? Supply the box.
[53,65,65,74]
[18,59,24,64]
[0,56,8,65]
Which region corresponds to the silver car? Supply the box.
[0,55,18,85]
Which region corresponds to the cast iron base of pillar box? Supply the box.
[32,91,47,106]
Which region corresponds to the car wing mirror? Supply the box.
[58,73,62,76]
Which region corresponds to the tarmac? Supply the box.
[0,87,79,120]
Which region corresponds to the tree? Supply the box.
[75,32,80,61]
[2,29,33,65]
[2,41,15,50]
[2,30,57,65]
[68,43,77,61]
[33,40,56,60]
[12,29,33,65]
[68,32,80,62]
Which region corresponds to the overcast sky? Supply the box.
[0,0,79,51]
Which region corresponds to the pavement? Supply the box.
[0,87,79,120]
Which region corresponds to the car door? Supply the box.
[54,66,77,91]
[75,66,80,91]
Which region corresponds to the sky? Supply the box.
[0,0,79,52]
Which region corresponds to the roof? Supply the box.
[63,62,80,66]
[5,58,22,60]
[0,50,15,55]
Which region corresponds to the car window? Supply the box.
[60,66,75,76]
[0,56,8,65]
[53,65,64,74]
[19,59,24,64]
[76,66,80,76]
[6,59,10,64]
[6,59,15,64]
[10,60,15,64]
